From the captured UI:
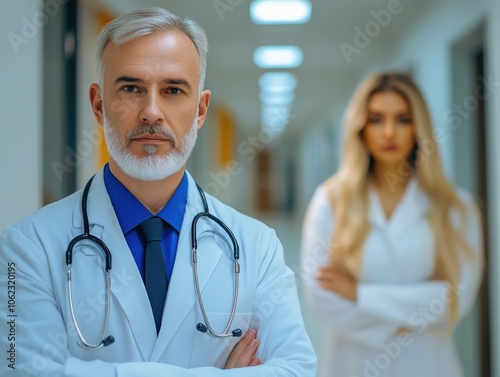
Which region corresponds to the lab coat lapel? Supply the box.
[74,170,157,360]
[151,174,223,361]
[368,177,428,233]
[368,188,387,229]
[389,177,428,237]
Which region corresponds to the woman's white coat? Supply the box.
[301,178,482,377]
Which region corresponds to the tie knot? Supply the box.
[139,217,164,243]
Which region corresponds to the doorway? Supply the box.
[451,21,490,377]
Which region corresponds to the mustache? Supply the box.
[126,124,177,144]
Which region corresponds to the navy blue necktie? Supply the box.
[139,217,167,334]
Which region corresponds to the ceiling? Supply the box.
[95,0,434,139]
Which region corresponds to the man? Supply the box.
[0,6,316,377]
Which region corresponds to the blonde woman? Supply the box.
[301,72,483,377]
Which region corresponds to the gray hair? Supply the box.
[95,7,208,93]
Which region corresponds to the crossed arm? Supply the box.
[301,186,483,346]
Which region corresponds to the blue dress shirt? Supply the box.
[104,164,187,283]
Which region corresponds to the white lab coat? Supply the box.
[0,169,316,377]
[301,178,482,377]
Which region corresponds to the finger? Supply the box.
[317,272,339,286]
[318,273,347,294]
[224,329,257,369]
[249,357,261,366]
[224,330,256,369]
[317,271,334,280]
[317,278,337,293]
[234,338,259,368]
[318,265,335,275]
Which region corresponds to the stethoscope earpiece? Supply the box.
[231,329,242,337]
[102,336,115,347]
[196,322,242,338]
[196,323,208,333]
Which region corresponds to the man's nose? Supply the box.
[139,92,164,124]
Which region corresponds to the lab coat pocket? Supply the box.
[190,312,252,368]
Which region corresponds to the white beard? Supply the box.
[103,110,198,181]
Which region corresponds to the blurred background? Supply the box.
[1,0,500,375]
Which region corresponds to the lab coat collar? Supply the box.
[368,176,428,232]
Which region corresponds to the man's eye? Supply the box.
[122,86,137,92]
[168,88,182,95]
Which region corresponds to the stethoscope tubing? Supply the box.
[67,268,112,349]
[66,176,114,349]
[191,183,242,338]
[66,175,242,350]
[192,243,240,338]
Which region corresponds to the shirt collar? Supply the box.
[104,164,188,234]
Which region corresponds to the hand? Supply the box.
[317,265,358,302]
[224,329,261,369]
[428,269,447,281]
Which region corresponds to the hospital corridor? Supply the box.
[2,0,500,376]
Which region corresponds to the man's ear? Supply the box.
[89,83,104,125]
[196,89,211,130]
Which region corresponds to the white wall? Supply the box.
[0,2,43,231]
[486,0,500,375]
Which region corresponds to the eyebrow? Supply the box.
[114,76,193,91]
[367,111,411,116]
[114,76,144,85]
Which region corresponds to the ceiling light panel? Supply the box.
[254,45,303,68]
[250,0,312,25]
[259,72,298,92]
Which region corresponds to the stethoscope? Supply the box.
[66,175,241,350]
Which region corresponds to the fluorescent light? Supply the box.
[262,105,292,117]
[260,91,295,105]
[254,45,303,68]
[259,72,297,132]
[250,0,312,25]
[259,72,297,92]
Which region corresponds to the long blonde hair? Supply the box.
[325,72,479,326]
